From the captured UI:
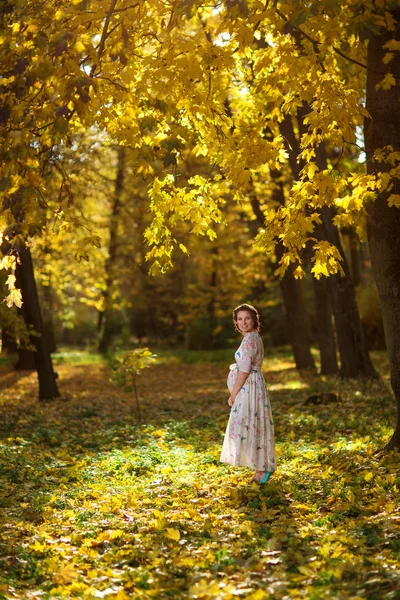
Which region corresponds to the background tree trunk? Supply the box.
[317,207,376,378]
[207,246,219,349]
[312,276,338,375]
[15,346,36,370]
[280,114,375,377]
[278,116,337,373]
[16,247,60,399]
[98,146,126,353]
[1,330,17,354]
[348,227,362,288]
[365,10,400,450]
[276,242,316,369]
[250,183,315,370]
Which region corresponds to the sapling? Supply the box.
[110,348,156,422]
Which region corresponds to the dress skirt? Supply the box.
[220,364,277,472]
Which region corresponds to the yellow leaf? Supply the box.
[364,471,373,482]
[306,162,319,180]
[388,193,400,207]
[154,517,167,531]
[321,467,333,479]
[53,563,78,585]
[377,72,396,90]
[115,592,131,600]
[298,565,315,577]
[293,266,305,279]
[293,502,312,512]
[319,543,331,557]
[6,288,23,308]
[165,527,180,541]
[246,590,268,600]
[30,540,47,553]
[189,579,221,597]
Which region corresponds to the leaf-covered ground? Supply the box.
[0,349,399,600]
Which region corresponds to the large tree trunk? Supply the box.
[348,227,362,288]
[41,282,57,354]
[278,116,336,373]
[315,148,377,379]
[98,146,126,353]
[1,330,17,354]
[365,10,400,450]
[312,277,338,375]
[207,246,219,349]
[250,184,315,370]
[15,346,36,370]
[280,114,375,377]
[276,242,316,369]
[16,247,60,399]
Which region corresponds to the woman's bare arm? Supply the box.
[228,370,250,407]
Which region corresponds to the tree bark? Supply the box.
[250,183,315,370]
[41,282,57,354]
[15,346,36,370]
[315,146,377,379]
[348,227,362,288]
[312,276,338,374]
[15,246,60,399]
[278,116,336,373]
[207,246,219,349]
[280,114,375,377]
[1,330,17,354]
[365,10,400,450]
[98,146,126,353]
[276,242,316,369]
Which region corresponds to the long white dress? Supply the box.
[220,331,277,472]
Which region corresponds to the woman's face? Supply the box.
[235,310,255,334]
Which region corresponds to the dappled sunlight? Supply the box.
[0,350,398,599]
[263,359,296,373]
[268,381,310,392]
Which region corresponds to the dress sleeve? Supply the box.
[237,334,257,373]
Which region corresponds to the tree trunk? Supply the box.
[312,276,338,374]
[348,227,362,288]
[278,116,337,373]
[207,246,219,349]
[276,242,316,369]
[41,282,57,354]
[1,330,17,354]
[15,346,36,370]
[317,208,377,378]
[280,114,375,377]
[98,146,126,353]
[16,246,60,399]
[315,141,376,378]
[250,183,315,370]
[365,10,400,450]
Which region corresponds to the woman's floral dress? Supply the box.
[220,331,277,472]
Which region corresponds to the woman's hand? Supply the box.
[228,370,250,407]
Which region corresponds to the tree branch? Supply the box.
[90,0,119,77]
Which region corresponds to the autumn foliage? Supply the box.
[1,1,400,596]
[0,350,399,599]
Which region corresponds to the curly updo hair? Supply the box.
[232,303,261,334]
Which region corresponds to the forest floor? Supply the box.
[0,348,399,600]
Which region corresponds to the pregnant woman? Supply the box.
[220,303,277,483]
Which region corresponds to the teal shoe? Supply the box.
[260,471,272,484]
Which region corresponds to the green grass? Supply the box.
[0,348,399,599]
